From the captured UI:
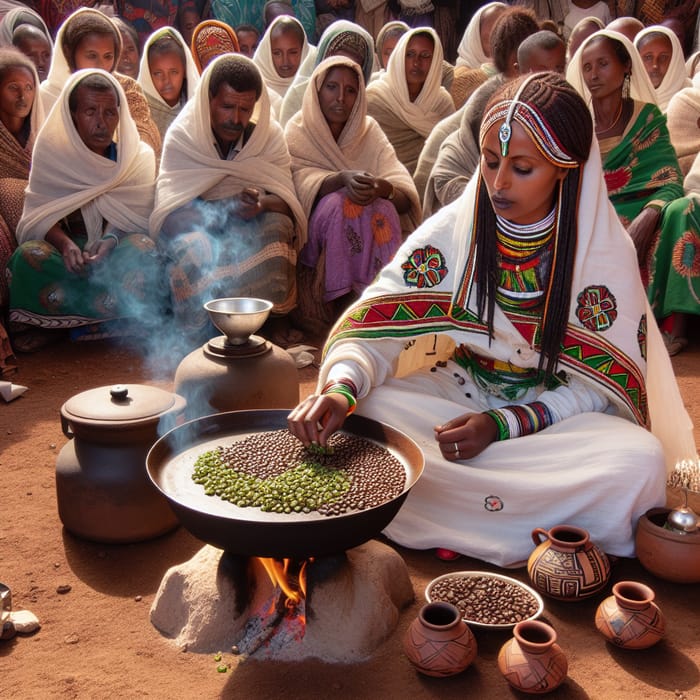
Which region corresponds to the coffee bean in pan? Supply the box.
[192,429,406,516]
[429,575,540,625]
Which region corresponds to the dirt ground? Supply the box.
[1,329,700,700]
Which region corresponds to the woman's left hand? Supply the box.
[434,412,498,460]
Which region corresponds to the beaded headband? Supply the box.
[479,76,579,168]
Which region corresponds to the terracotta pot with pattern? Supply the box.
[527,524,611,601]
[402,602,477,677]
[594,580,665,649]
[498,620,568,694]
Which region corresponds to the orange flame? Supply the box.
[258,557,313,610]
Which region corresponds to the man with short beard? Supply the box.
[149,54,306,347]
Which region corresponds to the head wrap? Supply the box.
[634,25,692,112]
[566,29,658,108]
[456,2,507,69]
[191,19,240,74]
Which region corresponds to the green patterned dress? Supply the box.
[601,101,700,320]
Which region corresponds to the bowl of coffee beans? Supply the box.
[425,572,544,630]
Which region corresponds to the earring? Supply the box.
[623,73,631,100]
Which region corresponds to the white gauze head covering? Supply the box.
[456,2,507,69]
[149,53,306,246]
[0,6,53,47]
[17,68,156,248]
[634,25,692,111]
[368,25,452,138]
[137,26,200,106]
[39,7,121,115]
[253,14,310,99]
[567,29,658,107]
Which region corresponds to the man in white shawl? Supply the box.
[7,69,162,350]
[253,14,310,119]
[137,26,200,142]
[288,72,695,568]
[150,54,306,345]
[635,25,692,112]
[366,26,454,177]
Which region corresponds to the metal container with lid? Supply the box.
[56,384,186,543]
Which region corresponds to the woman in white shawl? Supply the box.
[666,71,700,176]
[137,26,199,142]
[253,14,310,119]
[7,69,162,350]
[150,54,306,343]
[635,25,692,112]
[455,2,506,69]
[289,72,695,567]
[39,8,161,158]
[366,26,454,176]
[285,55,421,334]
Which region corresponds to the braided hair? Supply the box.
[474,72,593,380]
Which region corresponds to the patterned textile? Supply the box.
[191,19,239,74]
[8,233,164,329]
[113,0,184,47]
[0,316,16,378]
[163,208,297,337]
[599,101,700,319]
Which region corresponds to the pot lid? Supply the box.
[62,384,177,423]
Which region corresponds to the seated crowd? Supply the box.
[0,0,699,382]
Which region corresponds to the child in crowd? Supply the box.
[236,23,260,57]
[139,28,199,141]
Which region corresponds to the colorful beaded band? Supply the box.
[322,379,358,416]
[484,401,554,441]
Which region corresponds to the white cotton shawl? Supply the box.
[666,72,700,176]
[366,26,454,140]
[149,54,306,247]
[39,7,122,116]
[455,2,506,69]
[137,26,200,111]
[0,6,52,47]
[16,69,156,247]
[635,25,692,112]
[284,55,421,231]
[321,143,696,472]
[253,15,310,100]
[567,29,658,107]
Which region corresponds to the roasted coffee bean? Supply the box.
[191,430,406,517]
[429,575,539,626]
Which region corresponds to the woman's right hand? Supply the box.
[287,393,349,447]
[61,241,86,274]
[344,171,377,205]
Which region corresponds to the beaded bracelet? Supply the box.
[484,402,554,441]
[483,409,511,441]
[322,380,358,416]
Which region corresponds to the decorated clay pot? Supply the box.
[498,620,568,694]
[402,602,477,677]
[527,524,611,600]
[594,580,665,649]
[635,507,700,583]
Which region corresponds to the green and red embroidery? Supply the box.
[401,245,448,288]
[576,285,618,332]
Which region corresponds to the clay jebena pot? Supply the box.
[527,524,611,601]
[595,580,665,649]
[403,602,477,677]
[498,619,568,694]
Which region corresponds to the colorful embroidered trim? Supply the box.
[484,401,554,440]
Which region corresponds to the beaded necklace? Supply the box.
[495,208,556,311]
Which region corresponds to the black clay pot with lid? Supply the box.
[56,384,186,543]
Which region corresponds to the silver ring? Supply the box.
[453,442,459,453]
[455,448,460,458]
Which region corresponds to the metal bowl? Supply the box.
[425,571,544,631]
[204,297,272,345]
[147,410,424,558]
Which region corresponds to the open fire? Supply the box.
[232,557,314,655]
